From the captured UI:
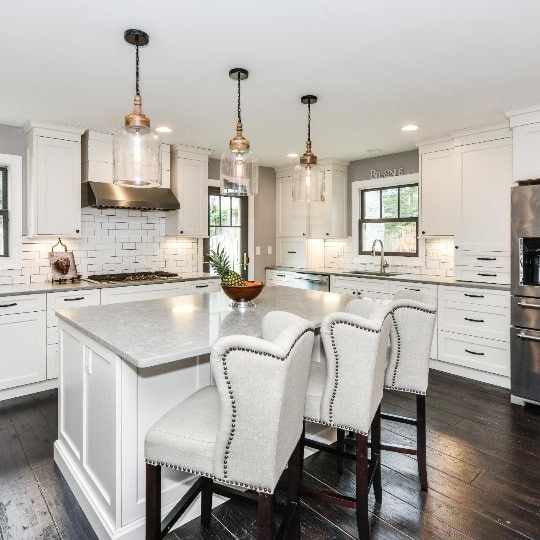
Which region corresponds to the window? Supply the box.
[359,183,418,256]
[0,167,7,256]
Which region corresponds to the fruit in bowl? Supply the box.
[206,245,264,303]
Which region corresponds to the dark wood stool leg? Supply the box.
[336,428,345,475]
[257,493,274,540]
[200,477,213,527]
[299,422,306,476]
[416,394,428,491]
[146,463,161,540]
[287,438,302,539]
[356,434,370,539]
[371,405,383,503]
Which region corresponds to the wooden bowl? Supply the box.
[221,281,265,302]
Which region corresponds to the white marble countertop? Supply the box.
[0,273,219,298]
[56,286,351,369]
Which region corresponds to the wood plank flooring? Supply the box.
[0,370,538,539]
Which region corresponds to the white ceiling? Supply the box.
[2,0,540,167]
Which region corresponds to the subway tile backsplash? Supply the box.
[0,208,199,285]
[324,237,455,277]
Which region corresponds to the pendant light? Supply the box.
[220,68,259,196]
[113,29,161,188]
[292,95,325,202]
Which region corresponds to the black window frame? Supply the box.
[0,167,8,257]
[359,182,419,257]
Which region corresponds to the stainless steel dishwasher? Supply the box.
[292,272,330,291]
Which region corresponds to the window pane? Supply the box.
[0,169,3,208]
[209,196,220,225]
[0,215,5,257]
[362,221,417,254]
[220,196,231,225]
[382,188,398,218]
[231,197,241,226]
[363,190,380,218]
[399,185,418,218]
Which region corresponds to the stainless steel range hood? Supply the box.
[82,181,180,211]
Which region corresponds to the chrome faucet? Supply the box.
[371,239,389,274]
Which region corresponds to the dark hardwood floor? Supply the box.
[0,371,539,539]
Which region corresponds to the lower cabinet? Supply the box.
[0,294,46,391]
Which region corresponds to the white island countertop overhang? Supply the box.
[56,285,352,369]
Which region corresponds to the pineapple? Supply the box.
[206,244,245,286]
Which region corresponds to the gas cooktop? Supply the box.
[86,271,179,284]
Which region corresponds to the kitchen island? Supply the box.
[54,286,350,540]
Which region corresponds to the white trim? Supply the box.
[351,173,423,268]
[0,377,57,401]
[0,153,23,270]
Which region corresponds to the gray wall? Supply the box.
[208,158,276,281]
[347,150,419,235]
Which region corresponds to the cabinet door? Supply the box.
[36,136,81,236]
[276,238,307,267]
[0,311,46,390]
[276,178,308,237]
[310,168,347,238]
[420,149,455,236]
[455,139,512,251]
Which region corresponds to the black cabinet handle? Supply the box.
[465,349,485,356]
[422,231,425,235]
[75,229,80,233]
[477,257,496,261]
[195,284,209,288]
[464,293,484,298]
[302,233,306,236]
[180,230,184,234]
[277,274,286,277]
[325,233,329,236]
[406,288,421,292]
[287,251,297,254]
[455,245,459,249]
[0,303,17,308]
[478,273,497,277]
[64,297,85,302]
[464,317,484,323]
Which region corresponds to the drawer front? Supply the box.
[330,276,390,293]
[511,328,540,400]
[439,286,509,308]
[390,281,437,296]
[456,251,510,270]
[277,239,306,268]
[183,280,220,294]
[101,283,186,304]
[454,267,510,285]
[47,289,101,326]
[0,294,46,316]
[439,303,509,341]
[438,331,509,376]
[511,296,540,330]
[266,270,297,285]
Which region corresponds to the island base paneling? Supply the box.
[54,323,223,539]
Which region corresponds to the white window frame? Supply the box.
[351,173,424,267]
[0,154,22,270]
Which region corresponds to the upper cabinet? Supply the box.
[418,141,455,237]
[26,122,85,237]
[276,160,348,239]
[165,145,212,237]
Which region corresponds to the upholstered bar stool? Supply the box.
[145,311,315,540]
[301,302,393,538]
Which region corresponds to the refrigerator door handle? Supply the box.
[517,302,540,309]
[517,332,540,342]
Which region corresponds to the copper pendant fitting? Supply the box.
[229,121,250,152]
[125,94,151,128]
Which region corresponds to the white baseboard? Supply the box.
[0,378,57,401]
[430,360,510,389]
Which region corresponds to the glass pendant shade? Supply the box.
[292,163,325,202]
[220,149,259,196]
[113,125,161,187]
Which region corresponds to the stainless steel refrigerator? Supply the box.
[511,181,540,405]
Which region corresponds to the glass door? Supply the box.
[203,187,249,279]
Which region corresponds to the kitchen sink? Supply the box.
[346,271,401,277]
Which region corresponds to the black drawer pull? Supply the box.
[464,293,484,298]
[64,297,85,302]
[465,349,485,356]
[287,251,297,254]
[478,273,497,277]
[277,274,286,277]
[0,303,17,308]
[464,317,484,323]
[476,257,496,261]
[195,284,209,288]
[406,288,421,292]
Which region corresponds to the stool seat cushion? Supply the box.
[145,385,219,475]
[304,361,326,421]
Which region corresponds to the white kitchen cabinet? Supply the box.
[265,269,299,287]
[276,175,308,237]
[330,275,392,300]
[0,294,46,391]
[165,145,212,237]
[100,282,187,304]
[182,279,220,294]
[46,289,101,380]
[26,122,85,237]
[276,238,324,268]
[418,142,455,237]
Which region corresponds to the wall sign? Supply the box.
[370,167,405,179]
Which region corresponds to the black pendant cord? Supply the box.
[307,101,311,144]
[237,73,242,124]
[135,37,140,96]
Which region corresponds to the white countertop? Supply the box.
[56,286,351,369]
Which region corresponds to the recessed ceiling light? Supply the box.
[286,153,299,158]
[401,124,419,132]
[156,126,172,133]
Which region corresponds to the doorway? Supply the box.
[203,186,249,279]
